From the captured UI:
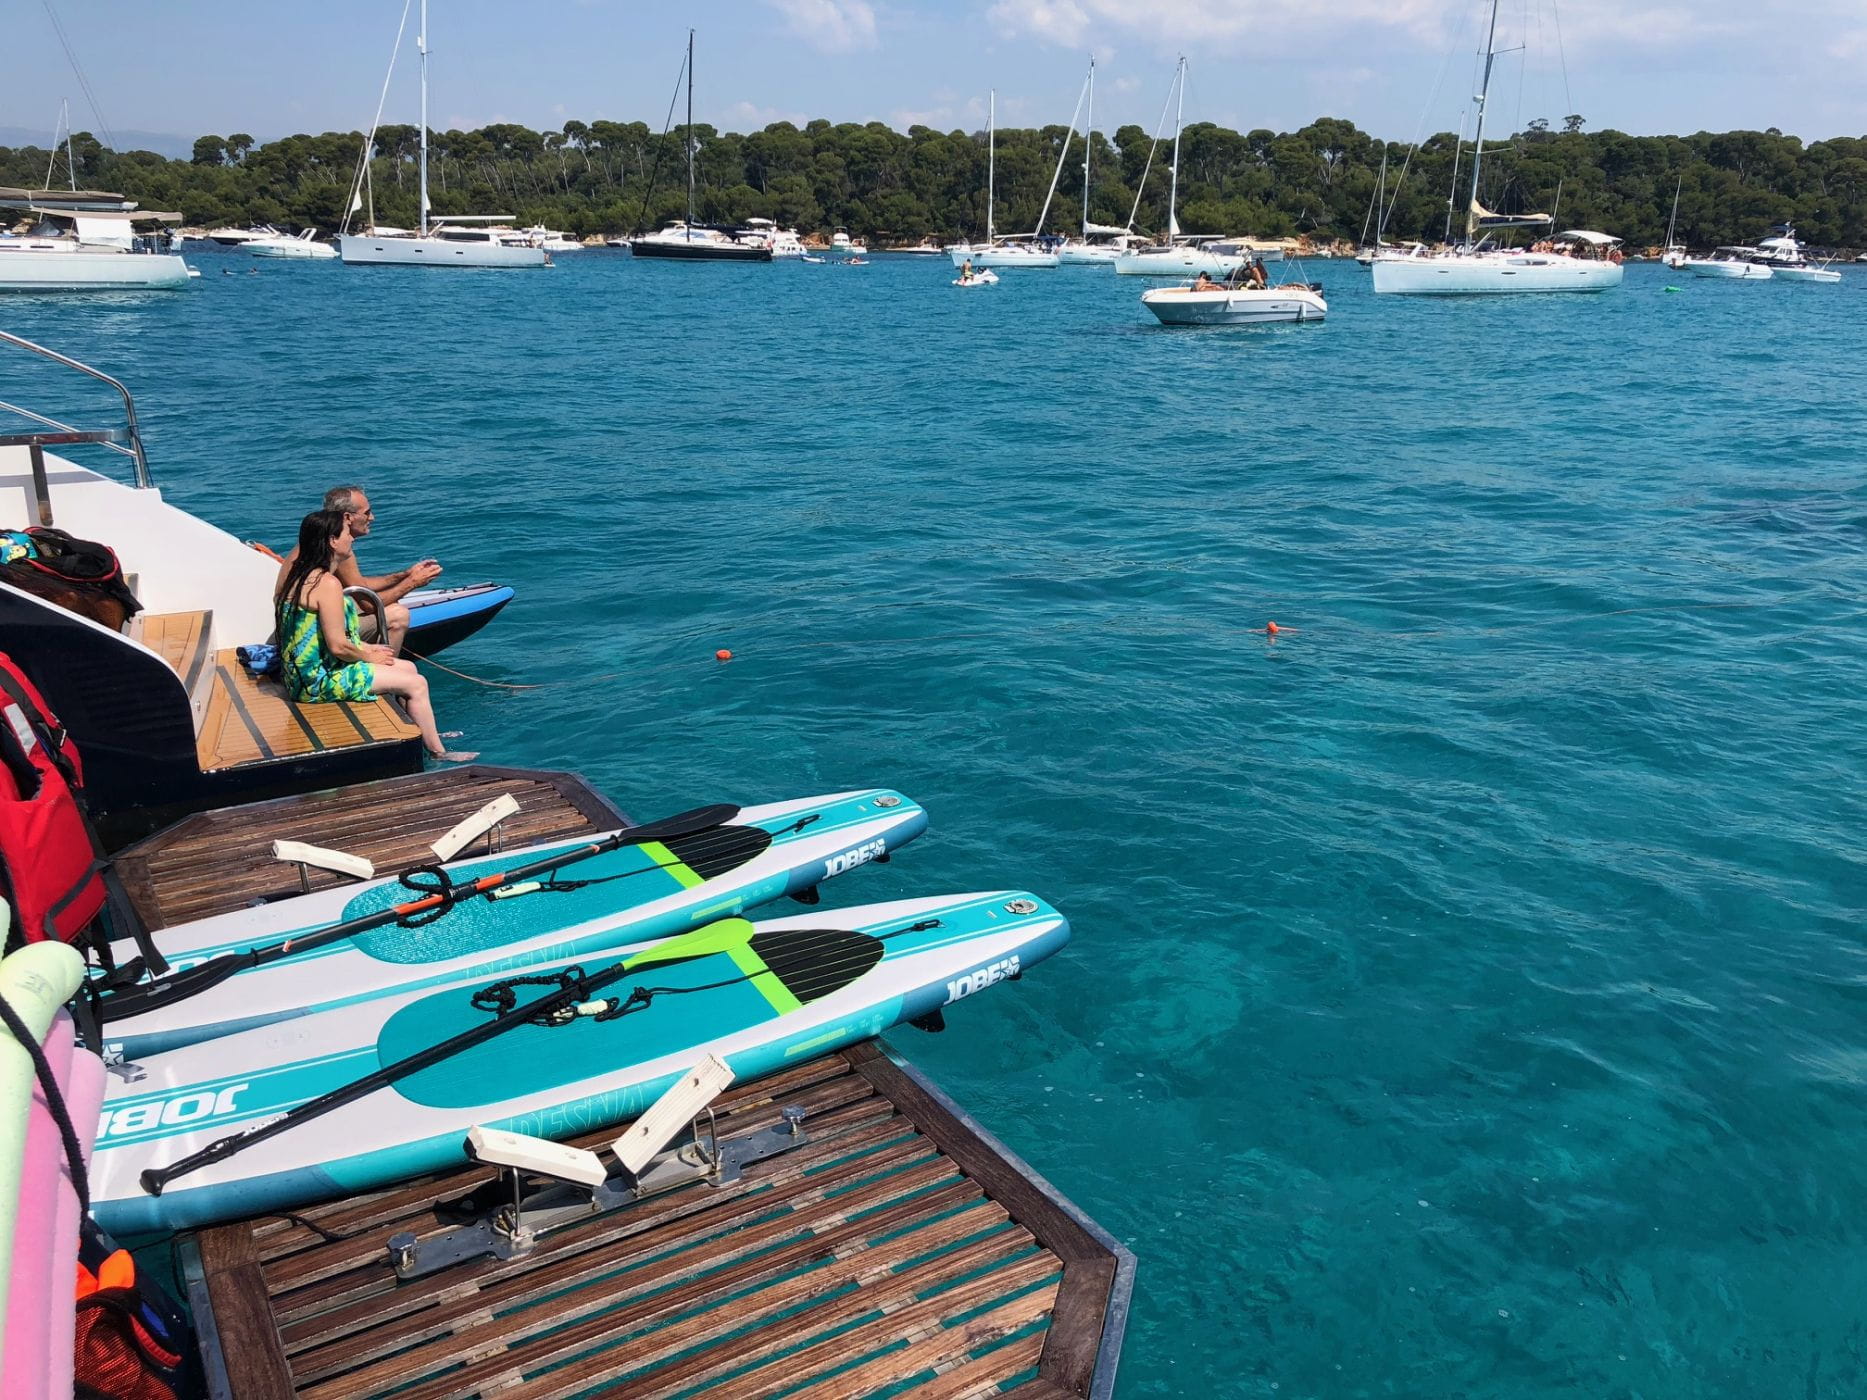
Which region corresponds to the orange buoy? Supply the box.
[715,649,733,662]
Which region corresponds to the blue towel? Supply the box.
[236,643,280,676]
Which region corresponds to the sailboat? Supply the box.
[1112,59,1248,278]
[338,0,546,268]
[1371,0,1621,294]
[630,32,772,262]
[1057,58,1145,265]
[1660,176,1686,268]
[947,92,1060,269]
[1355,150,1390,264]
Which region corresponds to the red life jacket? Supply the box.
[0,651,107,948]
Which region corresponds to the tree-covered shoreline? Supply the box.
[5,117,1863,252]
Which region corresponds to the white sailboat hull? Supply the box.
[1113,246,1246,277]
[1371,251,1622,294]
[1141,286,1327,325]
[339,234,547,268]
[947,243,1059,269]
[0,249,192,291]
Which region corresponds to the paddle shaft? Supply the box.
[140,938,657,1196]
[99,802,739,1021]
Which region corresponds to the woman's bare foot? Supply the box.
[428,749,479,763]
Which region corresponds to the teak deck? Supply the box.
[118,769,1131,1399]
[183,1045,1130,1399]
[194,648,420,774]
[113,765,629,931]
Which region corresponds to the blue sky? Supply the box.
[6,0,1863,150]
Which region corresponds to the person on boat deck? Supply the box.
[1246,258,1269,289]
[960,258,974,280]
[278,485,441,655]
[1192,271,1219,291]
[274,509,475,763]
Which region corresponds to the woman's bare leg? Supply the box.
[371,661,447,755]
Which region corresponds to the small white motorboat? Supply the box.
[953,269,1000,287]
[1141,279,1326,325]
[1753,227,1841,283]
[247,228,338,260]
[1683,247,1773,279]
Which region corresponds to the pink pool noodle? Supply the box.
[2,1011,75,1400]
[42,1045,105,1400]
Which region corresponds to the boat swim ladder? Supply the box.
[0,329,153,525]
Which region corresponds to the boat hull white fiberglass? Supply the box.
[947,243,1059,269]
[1684,260,1772,280]
[1371,252,1622,294]
[0,248,192,291]
[1141,285,1327,325]
[338,234,546,268]
[1113,245,1250,277]
[1771,266,1841,283]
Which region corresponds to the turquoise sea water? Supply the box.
[6,251,1867,1396]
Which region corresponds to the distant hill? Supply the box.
[0,126,195,160]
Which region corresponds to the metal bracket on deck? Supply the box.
[385,1059,809,1280]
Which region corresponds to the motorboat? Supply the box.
[627,34,774,264]
[0,190,191,291]
[0,329,514,836]
[946,92,1060,269]
[1682,247,1773,279]
[953,268,999,287]
[1752,226,1841,283]
[1374,230,1624,294]
[504,225,580,252]
[1141,278,1327,326]
[1372,1,1622,297]
[246,228,338,260]
[740,218,805,256]
[829,229,868,256]
[337,1,547,269]
[884,238,946,255]
[207,226,271,246]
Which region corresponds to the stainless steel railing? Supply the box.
[0,328,151,488]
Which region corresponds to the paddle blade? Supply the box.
[99,952,252,1025]
[615,803,740,847]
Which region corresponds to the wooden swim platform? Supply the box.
[117,770,1132,1398]
[113,765,629,931]
[181,1042,1130,1399]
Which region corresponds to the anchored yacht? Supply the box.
[0,189,191,291]
[337,0,547,269]
[247,228,338,260]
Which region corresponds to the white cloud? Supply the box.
[722,99,812,129]
[764,0,879,52]
[978,0,1754,56]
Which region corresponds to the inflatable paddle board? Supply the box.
[403,582,514,656]
[93,890,1067,1235]
[102,789,926,1060]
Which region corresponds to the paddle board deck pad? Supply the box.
[101,789,926,1060]
[92,890,1067,1235]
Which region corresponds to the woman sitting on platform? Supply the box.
[274,509,476,763]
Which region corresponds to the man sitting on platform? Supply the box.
[281,485,441,655]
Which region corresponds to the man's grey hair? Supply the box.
[323,484,365,513]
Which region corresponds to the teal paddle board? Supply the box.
[101,789,924,1059]
[91,890,1066,1235]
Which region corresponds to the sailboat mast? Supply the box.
[987,90,995,244]
[1464,0,1502,245]
[1167,57,1184,239]
[1082,57,1094,237]
[686,29,696,228]
[1665,174,1681,246]
[417,0,429,238]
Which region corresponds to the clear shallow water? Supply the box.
[8,252,1867,1396]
